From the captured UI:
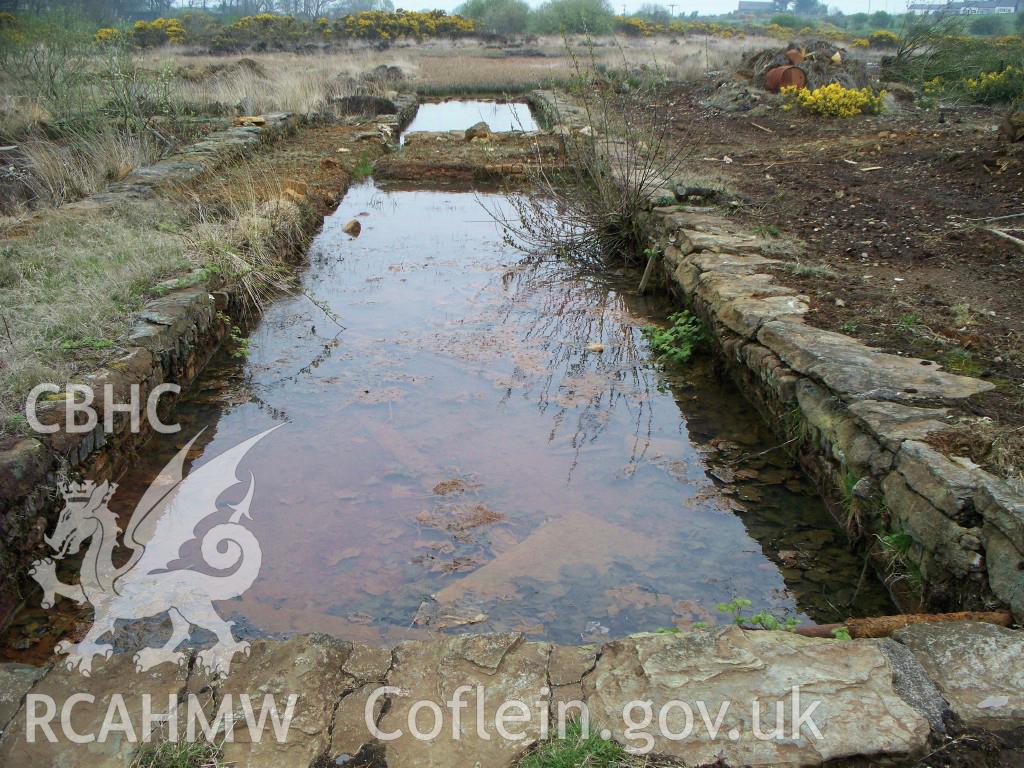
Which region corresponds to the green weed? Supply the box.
[642,310,707,365]
[896,312,922,332]
[876,528,924,594]
[944,348,983,376]
[716,597,799,632]
[516,720,646,768]
[839,469,861,534]
[353,152,374,180]
[60,335,116,351]
[130,740,223,768]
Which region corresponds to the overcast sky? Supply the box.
[421,0,909,17]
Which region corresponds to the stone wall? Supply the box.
[0,113,303,624]
[0,622,1021,766]
[642,205,1024,621]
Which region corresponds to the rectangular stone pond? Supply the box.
[1,180,894,659]
[400,99,538,144]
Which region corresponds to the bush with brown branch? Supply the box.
[493,41,696,268]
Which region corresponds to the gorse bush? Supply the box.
[888,14,1024,86]
[963,65,1024,105]
[868,29,899,47]
[132,18,186,48]
[336,10,474,41]
[781,83,886,117]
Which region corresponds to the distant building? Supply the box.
[736,1,777,14]
[907,0,1019,14]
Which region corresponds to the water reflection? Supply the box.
[401,100,537,143]
[2,181,892,658]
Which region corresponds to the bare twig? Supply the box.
[984,227,1024,253]
[0,314,13,348]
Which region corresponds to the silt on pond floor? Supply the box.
[1,180,892,660]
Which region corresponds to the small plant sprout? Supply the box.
[716,597,799,631]
[642,310,707,365]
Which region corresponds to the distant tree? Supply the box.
[637,3,671,24]
[793,0,825,16]
[968,13,1010,35]
[770,13,801,28]
[335,0,393,14]
[530,0,615,34]
[869,10,892,28]
[846,11,869,28]
[458,0,529,34]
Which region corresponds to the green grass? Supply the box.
[943,348,983,376]
[896,312,923,333]
[517,721,659,768]
[130,740,223,768]
[876,528,924,594]
[0,168,305,436]
[754,224,781,238]
[0,202,190,432]
[838,469,861,534]
[353,151,374,180]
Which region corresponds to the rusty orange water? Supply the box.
[2,181,892,657]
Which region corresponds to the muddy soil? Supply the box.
[665,86,1024,480]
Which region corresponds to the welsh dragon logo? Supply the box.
[29,427,281,677]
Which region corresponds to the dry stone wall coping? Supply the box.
[636,199,1024,621]
[3,626,1018,766]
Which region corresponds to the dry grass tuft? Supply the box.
[0,202,190,431]
[928,420,1024,492]
[17,130,162,208]
[180,166,308,310]
[0,162,313,434]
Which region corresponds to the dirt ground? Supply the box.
[665,86,1024,481]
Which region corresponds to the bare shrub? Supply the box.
[494,41,696,266]
[0,34,91,121]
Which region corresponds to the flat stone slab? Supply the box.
[0,663,46,736]
[847,400,953,452]
[680,228,767,255]
[894,622,1024,730]
[379,633,550,768]
[696,271,809,339]
[758,319,994,403]
[0,651,191,767]
[584,627,929,766]
[214,635,354,768]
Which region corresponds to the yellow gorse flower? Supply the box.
[780,83,886,118]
